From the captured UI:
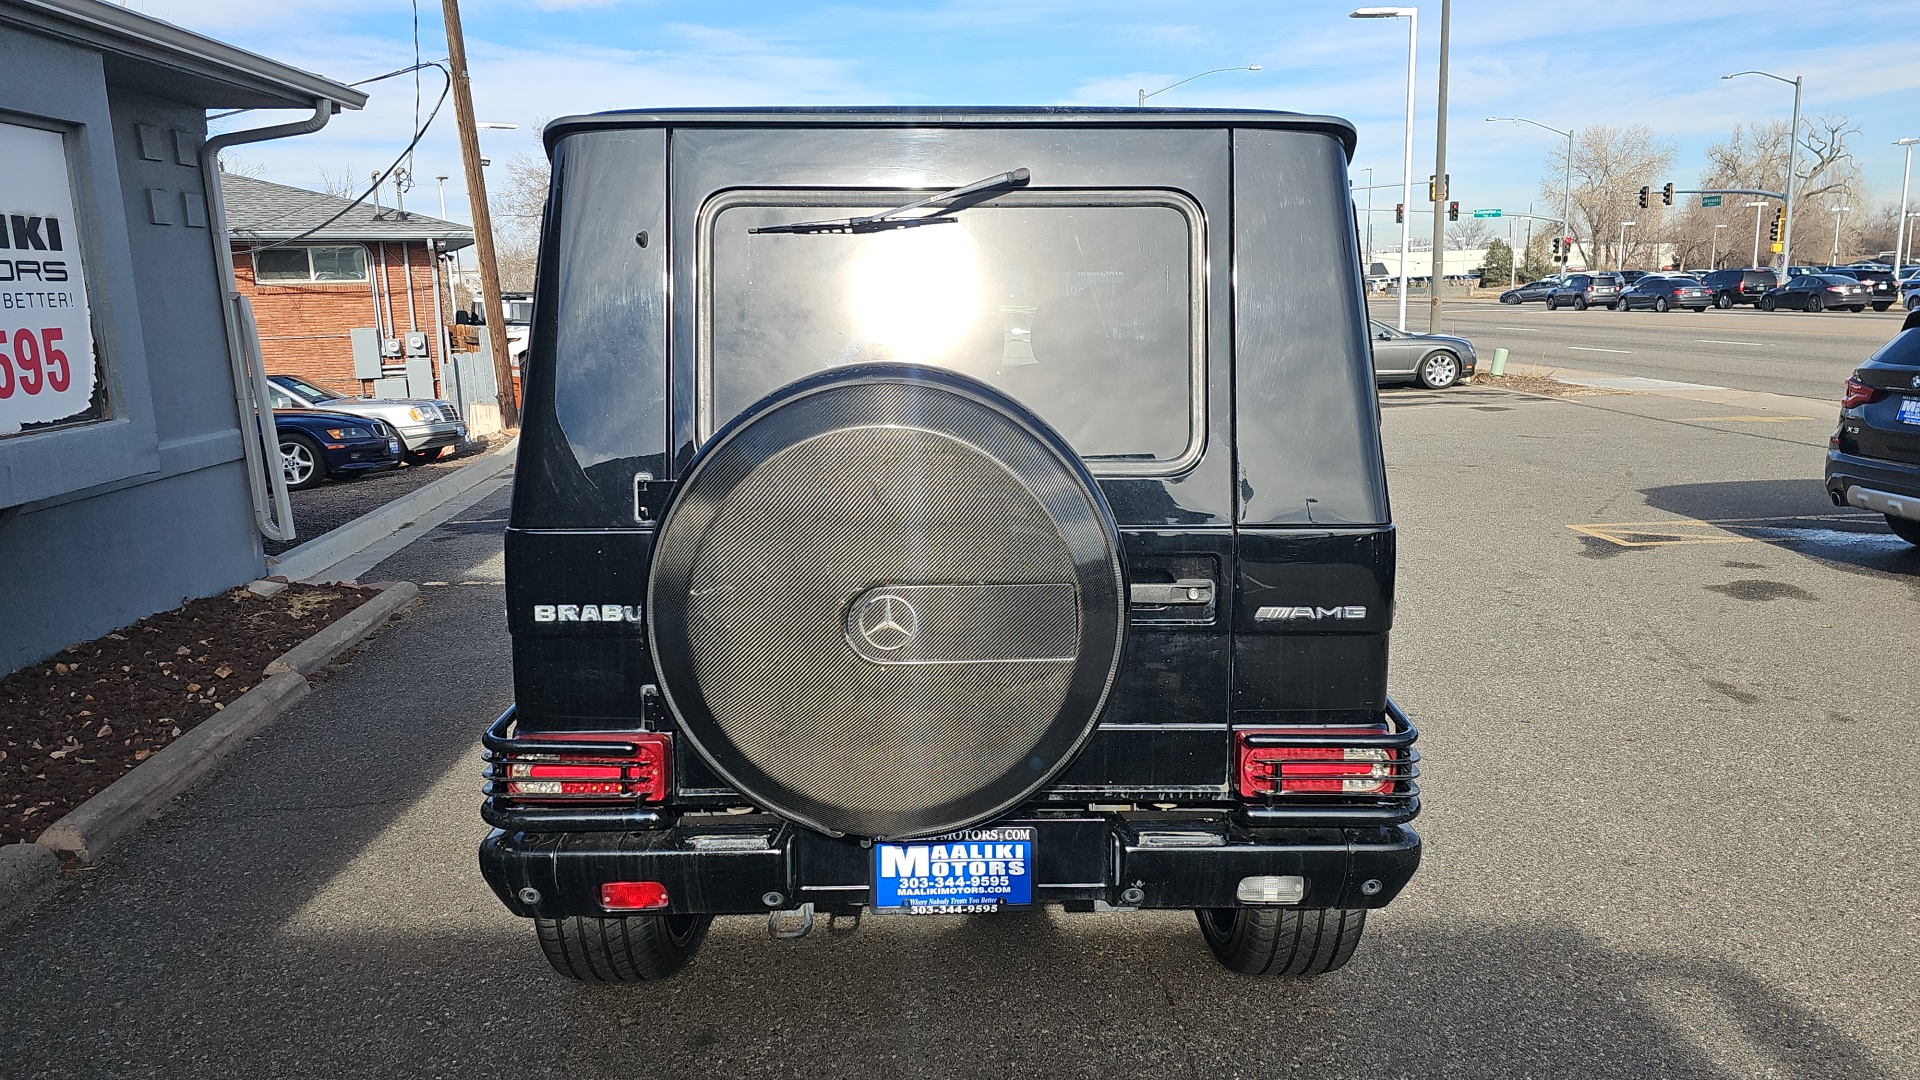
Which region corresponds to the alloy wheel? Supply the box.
[280,441,316,486]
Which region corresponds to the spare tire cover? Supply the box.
[648,363,1126,839]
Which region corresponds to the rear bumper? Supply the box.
[1827,449,1920,521]
[480,813,1422,918]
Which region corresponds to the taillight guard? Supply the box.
[1233,703,1420,823]
[482,720,671,812]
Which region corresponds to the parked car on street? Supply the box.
[1820,267,1898,311]
[1618,275,1711,312]
[1545,272,1624,310]
[481,106,1422,983]
[1370,320,1475,388]
[1499,278,1558,304]
[1759,274,1873,312]
[1700,268,1777,308]
[272,409,401,490]
[266,374,467,465]
[1826,327,1920,546]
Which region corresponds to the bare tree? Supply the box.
[1541,124,1677,270]
[218,155,267,178]
[1446,217,1496,250]
[1668,116,1867,268]
[319,166,360,199]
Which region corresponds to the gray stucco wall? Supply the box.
[0,26,262,673]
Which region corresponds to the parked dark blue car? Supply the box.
[273,409,401,489]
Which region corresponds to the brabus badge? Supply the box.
[532,604,642,623]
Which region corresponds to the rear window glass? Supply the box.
[701,190,1203,474]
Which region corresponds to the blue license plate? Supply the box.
[388,438,401,453]
[873,827,1035,913]
[1899,398,1920,426]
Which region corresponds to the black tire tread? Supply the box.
[535,914,711,982]
[1197,907,1367,977]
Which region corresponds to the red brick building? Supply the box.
[222,173,473,401]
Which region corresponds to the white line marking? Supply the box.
[1695,339,1772,347]
[1567,346,1632,354]
[1495,326,1542,332]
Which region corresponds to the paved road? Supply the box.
[4,386,1916,1077]
[1374,298,1909,402]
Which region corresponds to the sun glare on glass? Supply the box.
[847,224,982,363]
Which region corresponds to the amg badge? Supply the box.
[1254,605,1367,621]
[532,604,642,623]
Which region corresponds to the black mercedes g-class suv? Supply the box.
[481,107,1421,982]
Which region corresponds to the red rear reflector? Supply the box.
[600,880,670,911]
[1841,378,1882,409]
[1236,728,1395,797]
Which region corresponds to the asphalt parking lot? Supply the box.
[1395,296,1907,400]
[3,320,1916,1076]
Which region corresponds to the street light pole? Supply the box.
[1894,137,1917,280]
[1137,65,1261,107]
[1353,7,1418,330]
[1618,221,1634,271]
[1488,115,1575,276]
[1829,205,1850,265]
[1724,71,1801,277]
[1712,223,1728,270]
[1426,0,1450,332]
[1745,199,1767,267]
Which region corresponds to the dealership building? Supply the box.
[0,0,364,672]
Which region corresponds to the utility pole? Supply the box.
[441,0,518,429]
[1428,0,1451,332]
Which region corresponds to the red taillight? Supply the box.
[1236,728,1396,797]
[1841,378,1882,409]
[503,731,670,803]
[1828,286,1846,293]
[600,880,670,911]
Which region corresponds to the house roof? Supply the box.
[222,174,474,249]
[0,0,366,111]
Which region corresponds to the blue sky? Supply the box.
[135,0,1920,234]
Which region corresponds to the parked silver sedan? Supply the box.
[1369,320,1476,389]
[267,375,467,465]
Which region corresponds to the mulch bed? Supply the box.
[0,584,372,846]
[1479,371,1625,397]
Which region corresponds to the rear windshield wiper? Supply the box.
[749,168,1031,235]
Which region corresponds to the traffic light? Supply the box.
[1427,173,1449,202]
[1661,183,1674,206]
[1551,237,1562,256]
[1638,186,1650,209]
[1768,207,1784,243]
[1448,201,1459,221]
[1395,203,1405,223]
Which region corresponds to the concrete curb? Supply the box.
[35,671,310,865]
[270,435,517,584]
[0,843,58,925]
[20,581,419,886]
[265,581,419,676]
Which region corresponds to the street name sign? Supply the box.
[1472,208,1501,218]
[1701,195,1723,208]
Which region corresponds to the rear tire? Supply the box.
[1654,297,1669,312]
[1197,907,1367,977]
[1573,296,1588,311]
[1715,292,1733,308]
[1886,514,1920,547]
[535,914,712,982]
[1848,305,1865,313]
[1873,302,1891,312]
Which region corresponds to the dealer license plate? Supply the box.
[1898,397,1920,426]
[388,437,401,454]
[873,826,1035,914]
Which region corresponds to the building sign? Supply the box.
[1,122,97,436]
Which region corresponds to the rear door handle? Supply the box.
[1130,578,1215,605]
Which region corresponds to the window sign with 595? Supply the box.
[873,826,1034,913]
[1,121,97,437]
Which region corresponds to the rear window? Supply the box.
[701,190,1204,474]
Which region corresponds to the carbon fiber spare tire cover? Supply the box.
[648,363,1126,839]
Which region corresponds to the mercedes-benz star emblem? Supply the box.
[856,594,918,652]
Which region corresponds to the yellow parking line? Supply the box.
[1567,521,1758,547]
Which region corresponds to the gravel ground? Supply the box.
[263,434,510,557]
